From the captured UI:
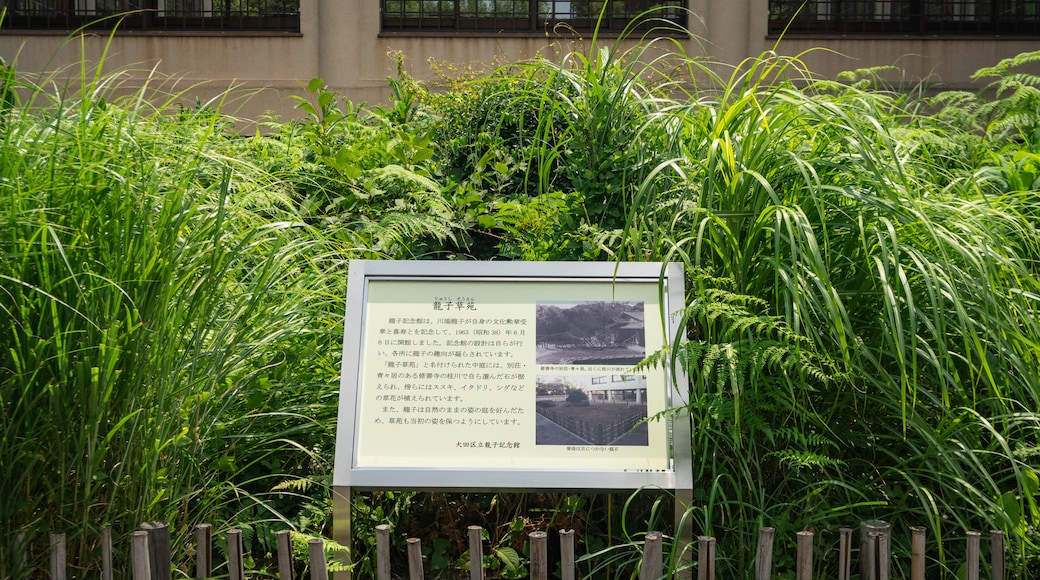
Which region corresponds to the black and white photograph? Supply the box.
[535,301,646,365]
[534,374,649,446]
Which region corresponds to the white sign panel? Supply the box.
[333,261,690,490]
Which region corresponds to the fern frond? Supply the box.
[290,531,352,572]
[271,477,318,493]
[372,211,455,252]
[988,111,1040,140]
[767,449,846,471]
[971,50,1040,82]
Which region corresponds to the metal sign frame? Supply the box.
[331,260,691,578]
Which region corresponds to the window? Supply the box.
[769,0,1040,35]
[381,0,686,34]
[0,0,300,31]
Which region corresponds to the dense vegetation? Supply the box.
[2,27,1039,579]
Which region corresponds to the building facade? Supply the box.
[2,1,1039,119]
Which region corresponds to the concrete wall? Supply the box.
[0,0,323,120]
[2,0,1038,122]
[770,36,1040,91]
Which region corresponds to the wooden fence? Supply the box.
[21,519,1009,579]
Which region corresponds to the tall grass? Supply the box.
[415,33,1040,576]
[0,54,344,577]
[421,16,688,259]
[624,51,1040,576]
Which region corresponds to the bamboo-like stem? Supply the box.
[530,531,548,580]
[966,531,981,580]
[228,529,245,580]
[560,529,575,580]
[277,529,293,580]
[910,526,926,580]
[641,531,663,580]
[309,537,328,580]
[49,532,66,580]
[101,526,113,580]
[139,522,171,580]
[754,527,774,580]
[196,524,213,579]
[376,524,391,580]
[697,535,715,580]
[796,531,813,580]
[468,526,483,580]
[130,531,151,580]
[990,530,1005,580]
[837,528,852,580]
[407,538,424,580]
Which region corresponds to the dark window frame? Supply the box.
[379,0,687,35]
[0,0,301,32]
[769,0,1040,36]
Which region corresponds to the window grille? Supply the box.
[0,0,301,31]
[380,0,686,34]
[769,0,1040,35]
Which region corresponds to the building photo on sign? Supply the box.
[535,301,646,365]
[535,373,649,447]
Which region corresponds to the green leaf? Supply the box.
[293,99,317,118]
[318,90,335,108]
[1000,491,1021,527]
[342,164,363,180]
[493,546,522,572]
[412,147,434,163]
[1023,469,1039,496]
[216,456,237,474]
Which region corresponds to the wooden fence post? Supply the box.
[308,537,328,580]
[530,531,548,580]
[796,531,813,580]
[861,520,890,580]
[910,526,926,580]
[966,531,981,580]
[195,524,213,579]
[13,530,27,580]
[376,524,391,580]
[991,530,1005,580]
[696,535,715,580]
[49,532,66,580]
[228,530,246,580]
[17,517,1013,579]
[837,528,852,580]
[276,530,293,580]
[754,527,775,580]
[130,531,152,580]
[139,521,172,580]
[468,526,483,580]
[640,531,663,580]
[406,537,424,580]
[102,526,113,580]
[560,529,575,580]
[871,532,890,580]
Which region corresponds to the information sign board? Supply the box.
[333,260,691,491]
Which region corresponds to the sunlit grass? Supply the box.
[622,50,1040,577]
[0,54,347,577]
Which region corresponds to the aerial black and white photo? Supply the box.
[535,301,646,365]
